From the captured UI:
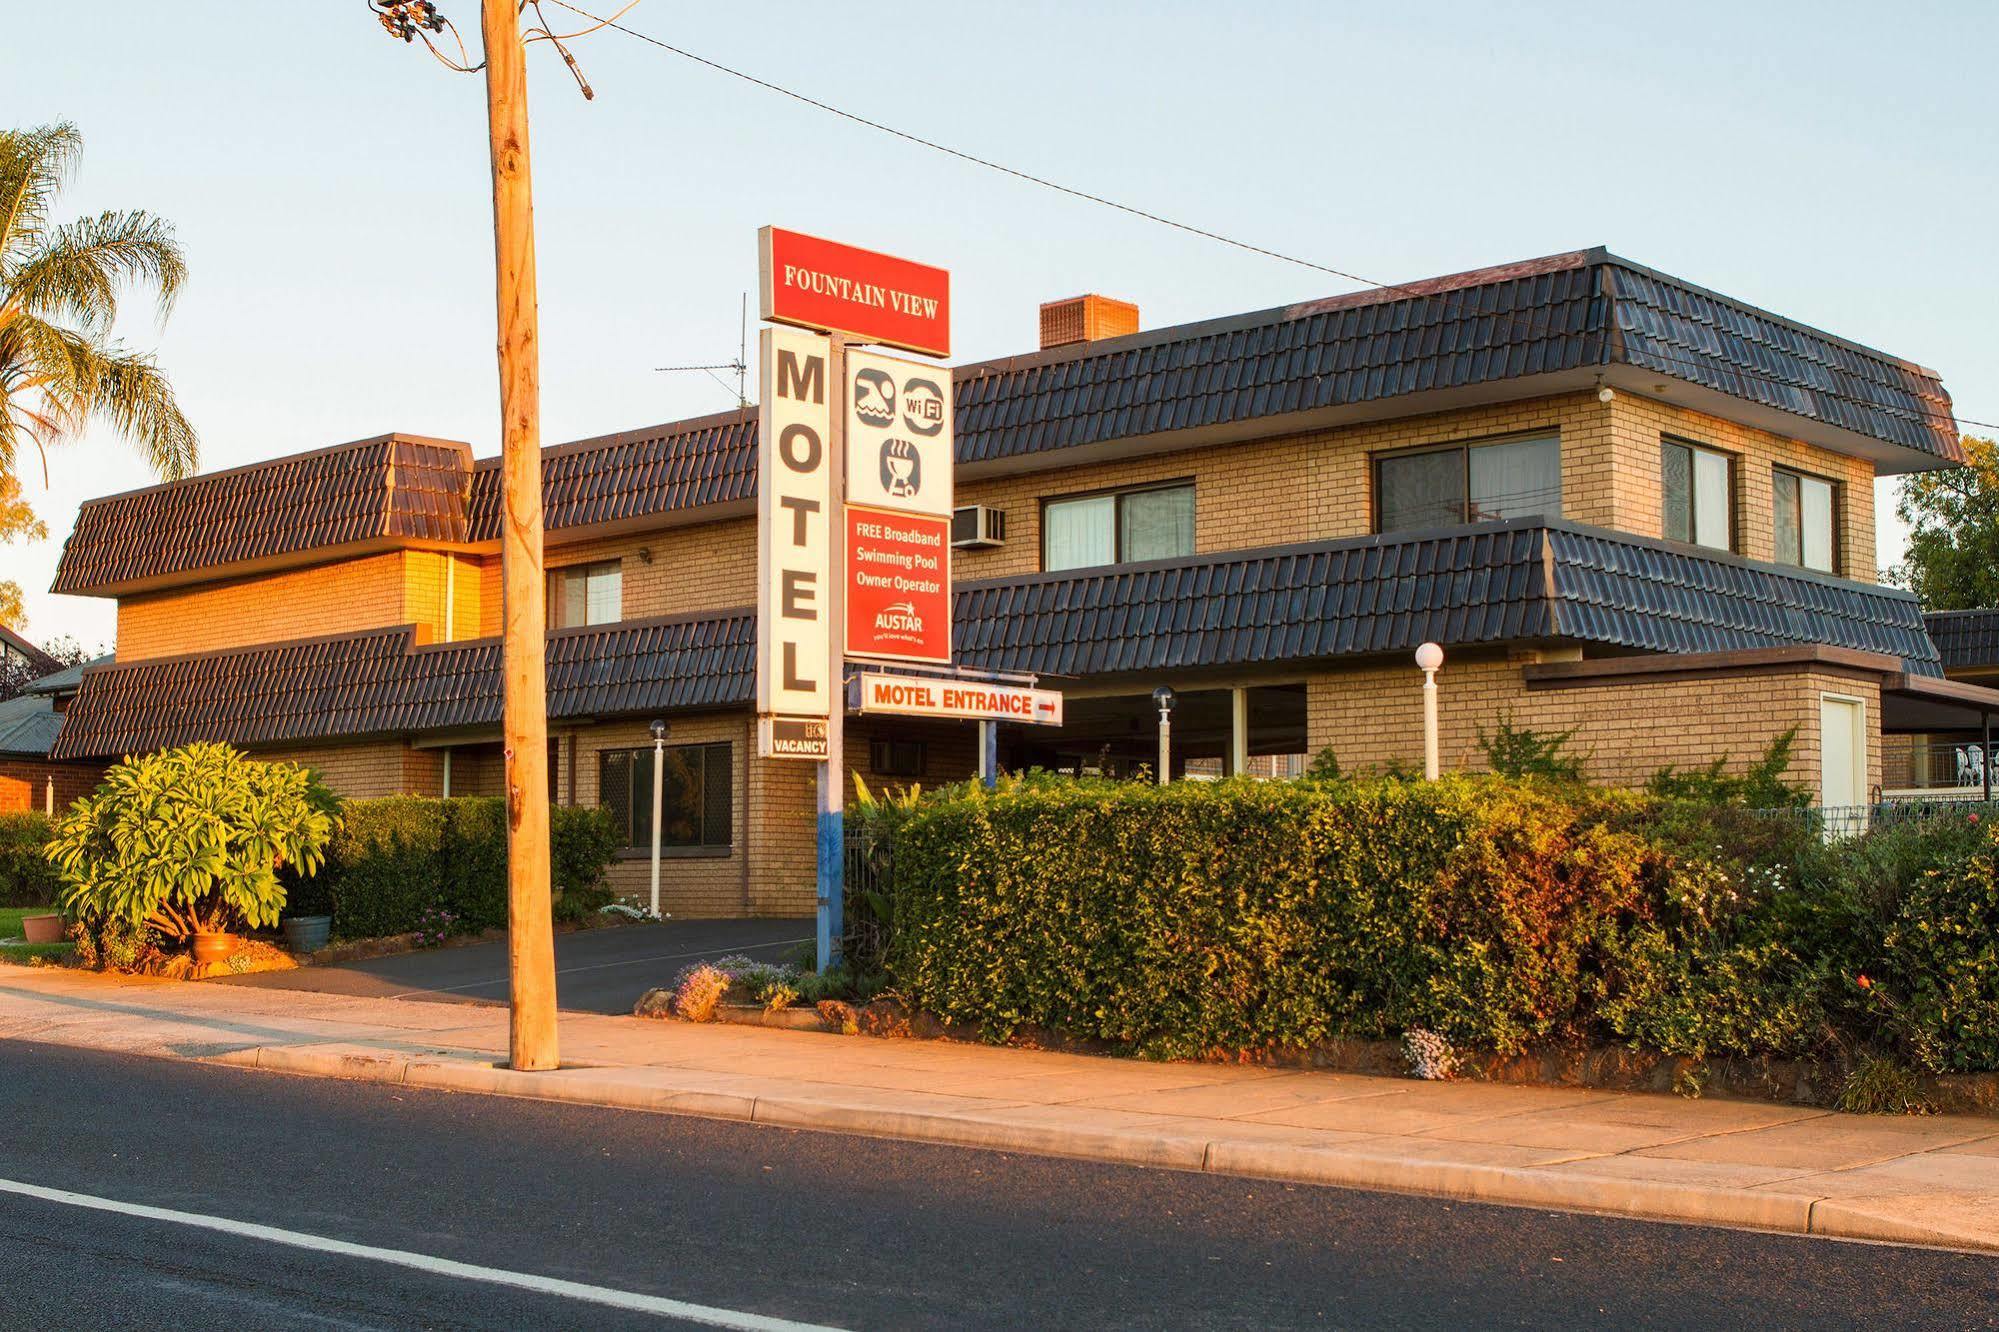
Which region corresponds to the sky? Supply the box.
[5,0,1995,648]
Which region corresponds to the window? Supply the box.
[548,559,621,628]
[869,737,925,779]
[598,742,732,851]
[1774,469,1837,573]
[1042,483,1194,571]
[1374,435,1560,533]
[1661,439,1734,551]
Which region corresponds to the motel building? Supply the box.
[39,247,1999,917]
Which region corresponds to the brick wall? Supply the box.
[116,548,488,662]
[1305,654,1882,797]
[953,389,1878,580]
[254,741,438,799]
[0,758,104,814]
[1602,394,1878,580]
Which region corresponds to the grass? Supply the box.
[0,905,74,964]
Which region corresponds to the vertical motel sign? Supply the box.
[756,227,953,760]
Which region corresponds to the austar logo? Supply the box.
[874,601,923,634]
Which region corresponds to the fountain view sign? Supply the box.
[759,226,950,358]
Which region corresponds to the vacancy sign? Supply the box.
[846,348,953,519]
[759,226,951,359]
[857,673,1063,727]
[846,505,951,664]
[757,325,835,745]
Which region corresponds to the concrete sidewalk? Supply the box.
[3,965,1998,1255]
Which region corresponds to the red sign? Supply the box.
[845,505,951,664]
[760,226,950,358]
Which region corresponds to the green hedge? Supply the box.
[0,813,60,908]
[322,797,618,940]
[870,775,1999,1071]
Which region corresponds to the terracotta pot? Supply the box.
[190,932,238,965]
[20,914,65,945]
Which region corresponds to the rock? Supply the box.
[633,987,676,1019]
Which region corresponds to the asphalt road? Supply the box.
[216,918,812,1014]
[1,1043,1995,1329]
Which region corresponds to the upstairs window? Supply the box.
[1661,439,1734,552]
[598,742,732,851]
[1774,469,1837,573]
[1375,435,1560,533]
[549,559,621,628]
[1043,483,1195,572]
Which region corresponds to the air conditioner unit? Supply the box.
[951,504,1007,550]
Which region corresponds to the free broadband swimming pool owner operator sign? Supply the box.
[759,226,950,358]
[855,673,1064,726]
[844,343,953,665]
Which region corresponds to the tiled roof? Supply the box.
[51,252,1958,597]
[53,521,1936,759]
[49,615,753,761]
[51,435,471,594]
[952,520,1940,680]
[953,527,1553,677]
[1544,528,1938,668]
[952,250,1958,470]
[1924,610,1999,673]
[467,412,757,540]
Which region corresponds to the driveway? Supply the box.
[216,918,812,1015]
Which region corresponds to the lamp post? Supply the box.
[1415,643,1444,780]
[648,719,668,919]
[1152,685,1176,786]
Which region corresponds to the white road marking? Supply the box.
[0,1175,844,1331]
[387,938,813,998]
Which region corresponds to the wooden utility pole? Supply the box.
[482,0,559,1071]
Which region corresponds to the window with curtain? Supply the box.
[598,742,732,850]
[548,559,621,628]
[1774,469,1837,573]
[1375,435,1560,533]
[1042,483,1194,571]
[1661,439,1733,551]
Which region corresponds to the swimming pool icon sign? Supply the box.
[853,368,896,427]
[880,439,921,497]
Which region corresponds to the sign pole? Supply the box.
[817,334,848,973]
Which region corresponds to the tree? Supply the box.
[0,469,46,631]
[0,122,198,495]
[47,743,336,944]
[0,631,98,701]
[1890,435,1999,610]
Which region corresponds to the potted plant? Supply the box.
[45,742,337,973]
[19,912,65,945]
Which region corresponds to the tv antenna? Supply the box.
[655,293,749,410]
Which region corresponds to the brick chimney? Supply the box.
[1039,294,1139,350]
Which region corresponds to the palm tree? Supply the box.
[0,122,197,489]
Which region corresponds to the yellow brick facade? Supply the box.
[117,549,487,662]
[1305,654,1882,796]
[954,390,1876,580]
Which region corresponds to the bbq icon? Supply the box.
[853,367,896,427]
[880,439,921,498]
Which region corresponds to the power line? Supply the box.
[546,0,1998,438]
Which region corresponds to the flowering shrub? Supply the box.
[411,905,460,948]
[1403,1029,1458,1080]
[672,962,731,1021]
